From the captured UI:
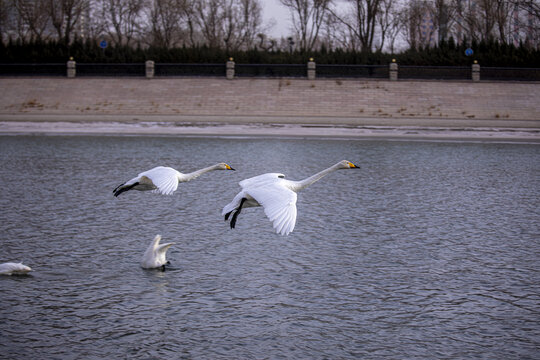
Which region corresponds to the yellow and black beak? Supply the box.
[226,164,236,171]
[348,162,360,169]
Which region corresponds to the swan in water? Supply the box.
[222,160,360,236]
[0,262,32,275]
[113,162,235,197]
[141,234,175,271]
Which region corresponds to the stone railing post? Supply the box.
[307,58,316,80]
[67,57,76,78]
[472,61,480,82]
[226,58,235,80]
[389,59,398,81]
[145,60,155,79]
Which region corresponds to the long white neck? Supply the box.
[182,164,220,181]
[291,162,343,192]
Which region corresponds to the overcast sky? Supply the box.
[262,0,349,39]
[262,0,292,38]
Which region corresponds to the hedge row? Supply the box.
[0,38,538,67]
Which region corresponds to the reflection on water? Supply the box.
[0,135,539,359]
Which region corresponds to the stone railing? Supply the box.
[1,59,537,81]
[64,59,517,82]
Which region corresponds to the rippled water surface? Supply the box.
[1,135,539,359]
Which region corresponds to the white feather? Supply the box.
[222,160,359,236]
[141,235,175,269]
[247,183,297,236]
[0,262,32,275]
[113,162,235,197]
[143,167,181,195]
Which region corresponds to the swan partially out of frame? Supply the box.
[113,162,235,197]
[141,235,175,271]
[222,160,360,236]
[0,262,33,275]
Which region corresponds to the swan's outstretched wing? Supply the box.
[139,167,180,195]
[247,183,297,236]
[156,243,175,263]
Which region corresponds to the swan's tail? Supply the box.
[222,192,245,217]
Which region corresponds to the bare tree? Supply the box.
[400,0,430,49]
[453,0,476,43]
[321,11,349,50]
[451,0,528,44]
[222,0,241,50]
[13,0,51,41]
[494,0,512,43]
[280,0,331,52]
[328,0,384,52]
[455,0,502,42]
[224,0,264,50]
[236,0,264,48]
[512,0,540,19]
[145,0,187,48]
[194,0,263,50]
[0,0,9,42]
[100,0,147,46]
[183,0,197,46]
[194,0,224,48]
[46,0,89,44]
[2,0,537,51]
[476,0,499,40]
[431,0,455,42]
[376,0,403,52]
[507,0,540,47]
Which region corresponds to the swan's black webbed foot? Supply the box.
[230,211,239,228]
[230,198,247,229]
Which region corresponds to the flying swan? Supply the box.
[113,162,235,197]
[141,234,175,271]
[0,262,33,275]
[222,160,360,236]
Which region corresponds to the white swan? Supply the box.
[113,162,235,197]
[141,234,175,271]
[222,160,360,236]
[0,262,32,275]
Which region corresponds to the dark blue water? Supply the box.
[1,135,539,359]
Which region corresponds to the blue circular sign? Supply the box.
[465,48,473,56]
[99,40,108,49]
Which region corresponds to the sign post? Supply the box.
[99,40,108,57]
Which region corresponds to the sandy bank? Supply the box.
[1,77,539,125]
[0,77,538,142]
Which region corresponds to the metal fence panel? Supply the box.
[481,67,540,81]
[1,63,539,81]
[76,63,145,77]
[155,63,225,77]
[316,64,389,78]
[0,63,66,76]
[235,64,306,77]
[399,65,471,80]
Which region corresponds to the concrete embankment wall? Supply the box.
[0,77,538,128]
